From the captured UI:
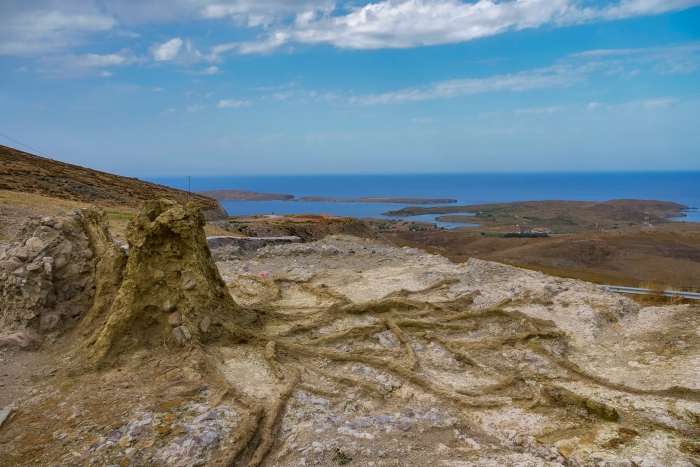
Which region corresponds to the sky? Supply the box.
[0,0,699,176]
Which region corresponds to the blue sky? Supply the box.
[1,0,699,175]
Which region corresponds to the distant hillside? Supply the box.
[0,145,227,219]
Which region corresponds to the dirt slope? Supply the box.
[0,144,227,220]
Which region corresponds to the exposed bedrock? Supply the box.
[0,210,96,348]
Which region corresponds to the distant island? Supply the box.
[384,199,688,234]
[198,190,294,201]
[199,190,456,204]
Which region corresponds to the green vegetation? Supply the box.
[106,210,135,221]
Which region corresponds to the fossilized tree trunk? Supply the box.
[79,206,128,334]
[86,200,253,366]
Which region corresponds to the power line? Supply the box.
[0,132,50,158]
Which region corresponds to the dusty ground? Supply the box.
[2,232,699,467]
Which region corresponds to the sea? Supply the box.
[146,172,700,228]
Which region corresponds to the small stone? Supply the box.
[199,316,211,333]
[25,237,44,251]
[396,421,413,431]
[183,278,197,290]
[436,443,449,454]
[39,313,61,332]
[193,411,218,424]
[162,300,176,313]
[153,269,164,280]
[171,326,191,347]
[168,312,182,327]
[201,431,219,445]
[0,404,13,428]
[11,266,26,278]
[155,426,170,435]
[12,248,29,261]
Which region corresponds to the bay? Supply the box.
[146,172,700,226]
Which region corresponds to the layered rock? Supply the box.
[0,211,95,346]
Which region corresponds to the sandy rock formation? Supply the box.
[85,199,254,366]
[0,211,95,347]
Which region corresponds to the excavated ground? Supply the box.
[1,235,699,467]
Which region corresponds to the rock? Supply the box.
[376,414,392,424]
[25,237,45,251]
[0,329,43,349]
[171,326,192,347]
[396,421,413,431]
[193,411,218,424]
[630,458,664,467]
[201,431,219,446]
[40,313,62,332]
[11,266,26,278]
[162,300,176,313]
[199,316,211,333]
[0,404,13,428]
[168,312,183,327]
[11,248,29,261]
[183,278,197,290]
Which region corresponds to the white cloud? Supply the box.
[161,107,176,114]
[514,106,565,115]
[38,48,145,76]
[349,44,699,105]
[195,66,223,75]
[151,87,165,92]
[187,104,207,112]
[0,2,116,55]
[151,38,184,61]
[2,1,699,58]
[218,99,251,108]
[218,0,700,54]
[586,97,679,110]
[352,63,599,105]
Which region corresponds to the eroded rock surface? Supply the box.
[1,219,699,467]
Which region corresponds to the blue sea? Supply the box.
[146,172,700,228]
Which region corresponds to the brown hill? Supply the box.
[386,222,700,289]
[0,144,227,220]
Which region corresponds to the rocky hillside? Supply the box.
[0,144,227,220]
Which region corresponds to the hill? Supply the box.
[0,144,227,220]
